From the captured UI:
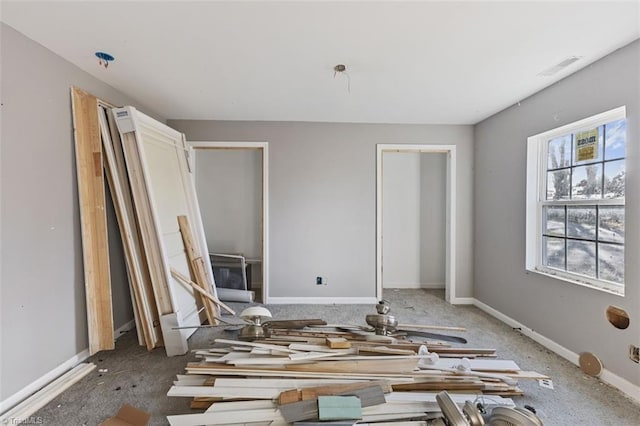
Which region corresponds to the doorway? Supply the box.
[189,141,269,303]
[376,144,457,303]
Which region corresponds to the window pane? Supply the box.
[547,135,571,169]
[573,125,603,165]
[604,159,625,199]
[567,240,596,278]
[544,206,565,236]
[604,119,626,160]
[543,236,565,270]
[547,169,570,200]
[567,206,596,240]
[571,164,602,199]
[599,243,624,284]
[599,206,624,243]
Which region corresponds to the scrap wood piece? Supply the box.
[215,378,369,389]
[100,106,161,350]
[361,400,440,417]
[71,87,114,355]
[357,346,416,356]
[280,399,319,423]
[177,215,219,323]
[184,363,417,381]
[386,391,515,406]
[284,358,420,374]
[168,385,282,399]
[288,350,357,361]
[392,380,485,392]
[426,358,520,372]
[206,399,277,413]
[190,399,217,410]
[167,408,286,426]
[170,268,235,315]
[278,381,391,405]
[289,343,350,353]
[214,338,300,353]
[326,337,351,349]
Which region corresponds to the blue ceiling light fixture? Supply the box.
[95,51,115,68]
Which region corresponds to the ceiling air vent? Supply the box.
[538,55,582,76]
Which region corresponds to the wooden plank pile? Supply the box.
[167,327,550,425]
[71,88,230,356]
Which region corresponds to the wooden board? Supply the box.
[99,106,161,350]
[105,106,163,347]
[177,215,218,324]
[70,87,114,354]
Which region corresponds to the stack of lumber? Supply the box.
[71,88,229,357]
[167,328,550,425]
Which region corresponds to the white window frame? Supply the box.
[526,106,626,296]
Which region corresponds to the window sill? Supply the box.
[526,267,625,297]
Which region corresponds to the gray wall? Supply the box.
[382,152,446,288]
[195,149,262,260]
[474,40,639,385]
[0,24,161,401]
[168,120,474,300]
[382,152,421,287]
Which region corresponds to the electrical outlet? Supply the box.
[316,276,322,285]
[630,345,639,363]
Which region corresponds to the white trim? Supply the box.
[472,298,640,403]
[376,144,457,304]
[0,363,96,423]
[0,350,90,414]
[268,297,378,305]
[113,319,136,338]
[188,141,269,304]
[531,106,626,142]
[189,141,267,149]
[385,283,445,289]
[450,297,474,305]
[0,314,134,415]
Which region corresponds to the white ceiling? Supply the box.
[2,1,639,124]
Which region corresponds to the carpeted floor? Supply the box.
[28,289,640,425]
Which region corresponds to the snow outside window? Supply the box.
[526,107,626,296]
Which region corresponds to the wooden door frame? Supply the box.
[188,141,269,303]
[376,144,459,303]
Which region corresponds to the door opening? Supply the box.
[189,141,269,304]
[376,144,457,303]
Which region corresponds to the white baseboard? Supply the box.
[1,318,135,415]
[114,319,136,338]
[450,297,474,305]
[267,297,378,305]
[384,283,445,289]
[0,349,90,414]
[472,298,640,403]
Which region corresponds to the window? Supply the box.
[526,107,626,295]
